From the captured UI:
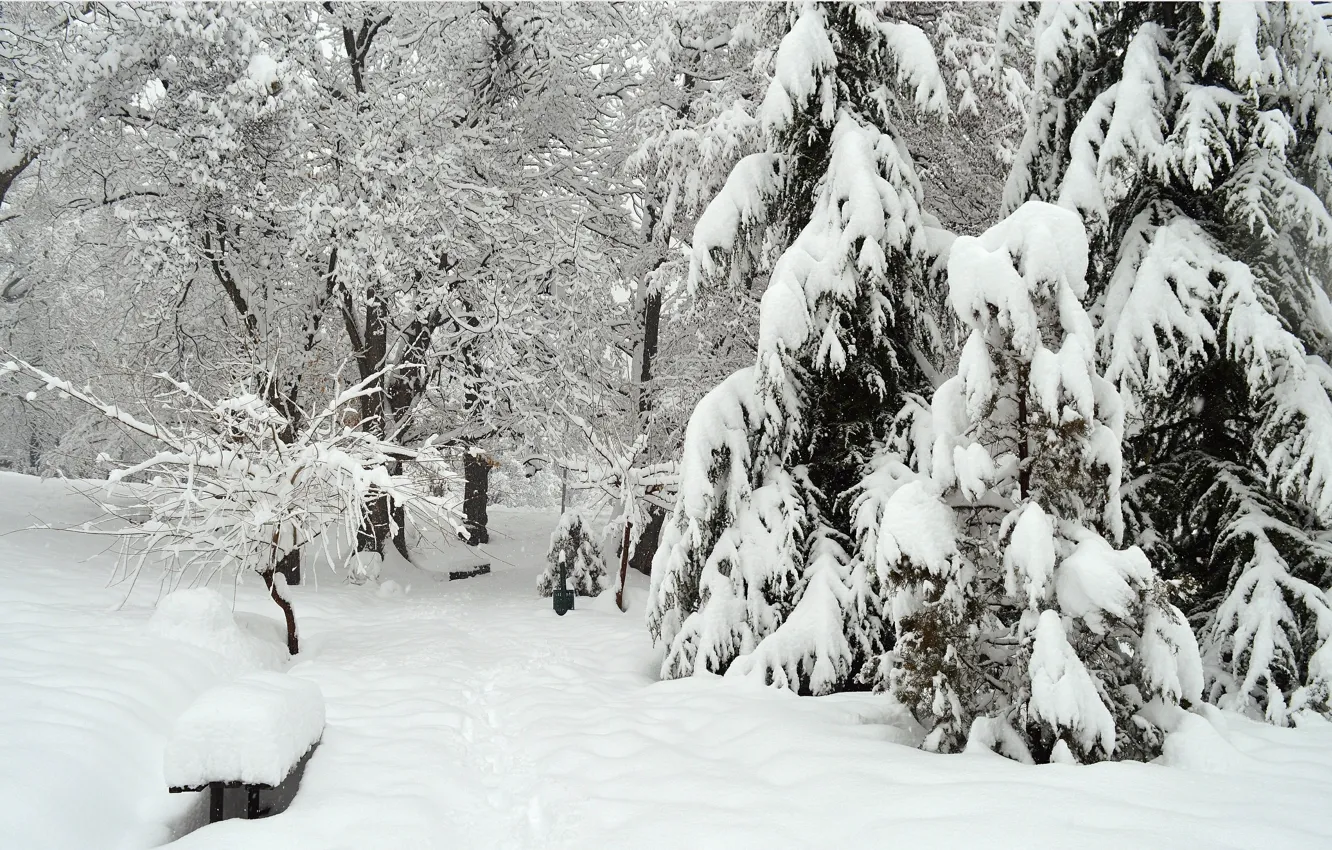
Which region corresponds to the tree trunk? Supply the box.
[356,458,408,559]
[276,548,301,586]
[462,449,490,544]
[262,566,299,655]
[629,504,666,576]
[357,487,392,555]
[391,500,408,560]
[626,233,666,578]
[1017,363,1030,501]
[631,285,661,427]
[615,519,633,612]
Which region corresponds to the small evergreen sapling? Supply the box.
[539,510,607,598]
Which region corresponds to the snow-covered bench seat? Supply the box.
[165,671,325,822]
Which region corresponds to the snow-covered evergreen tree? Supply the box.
[648,1,952,694]
[1000,2,1332,724]
[538,510,607,598]
[863,201,1202,762]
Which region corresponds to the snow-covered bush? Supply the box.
[537,510,606,598]
[999,1,1332,724]
[0,358,461,653]
[649,0,952,695]
[868,202,1202,762]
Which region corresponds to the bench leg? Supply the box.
[209,783,224,824]
[247,785,261,819]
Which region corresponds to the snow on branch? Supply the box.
[1098,211,1332,522]
[0,355,463,599]
[1200,466,1332,724]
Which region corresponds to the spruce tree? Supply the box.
[538,511,607,598]
[647,1,951,694]
[1000,2,1332,723]
[859,201,1202,762]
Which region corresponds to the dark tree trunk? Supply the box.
[0,149,36,214]
[615,519,633,612]
[623,264,666,578]
[1017,363,1030,501]
[462,450,490,544]
[632,286,661,425]
[629,504,666,575]
[357,489,391,555]
[358,472,407,560]
[391,500,408,560]
[276,548,301,586]
[262,566,299,655]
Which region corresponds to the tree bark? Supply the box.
[391,500,408,559]
[631,285,661,427]
[629,505,665,576]
[262,566,299,655]
[276,548,301,586]
[615,519,633,612]
[347,279,408,558]
[1017,363,1030,501]
[0,149,36,215]
[456,312,492,544]
[357,480,408,559]
[462,449,490,544]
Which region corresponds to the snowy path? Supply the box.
[3,473,1332,849]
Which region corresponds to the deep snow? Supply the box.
[2,472,1331,849]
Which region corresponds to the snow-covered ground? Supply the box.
[3,471,1331,850]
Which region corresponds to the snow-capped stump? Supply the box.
[165,671,324,823]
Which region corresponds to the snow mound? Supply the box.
[148,588,288,673]
[1160,708,1257,774]
[163,671,324,789]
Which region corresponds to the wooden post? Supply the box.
[247,785,261,819]
[615,519,632,612]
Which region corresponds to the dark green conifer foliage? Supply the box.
[1001,1,1332,722]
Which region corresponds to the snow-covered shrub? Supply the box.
[0,359,461,653]
[648,0,952,695]
[871,202,1202,762]
[538,510,606,598]
[999,1,1332,724]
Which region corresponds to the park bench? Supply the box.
[165,671,325,822]
[448,562,491,580]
